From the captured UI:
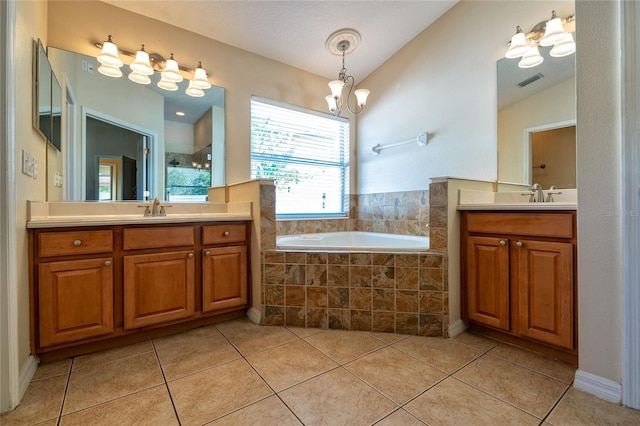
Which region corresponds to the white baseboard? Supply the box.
[18,355,38,400]
[246,307,261,325]
[574,369,622,404]
[448,319,467,338]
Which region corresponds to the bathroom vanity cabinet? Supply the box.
[29,221,251,361]
[460,211,577,363]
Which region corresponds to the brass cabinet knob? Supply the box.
[516,241,524,248]
[205,250,211,256]
[104,260,111,266]
[73,239,82,246]
[187,253,194,258]
[223,231,230,236]
[499,240,506,246]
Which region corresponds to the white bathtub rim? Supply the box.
[276,231,430,252]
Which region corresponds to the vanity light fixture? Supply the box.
[97,35,123,68]
[128,71,151,85]
[325,29,370,116]
[185,80,205,97]
[130,45,154,75]
[93,36,213,97]
[192,62,211,89]
[161,53,183,83]
[192,162,210,171]
[505,10,575,68]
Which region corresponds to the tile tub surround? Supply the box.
[274,191,430,237]
[7,318,639,425]
[261,250,448,336]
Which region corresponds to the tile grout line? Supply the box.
[151,338,183,426]
[214,323,307,425]
[483,351,576,385]
[55,359,74,425]
[538,382,572,425]
[446,351,568,421]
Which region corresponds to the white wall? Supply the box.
[165,121,195,154]
[14,0,48,393]
[575,0,622,389]
[357,1,575,194]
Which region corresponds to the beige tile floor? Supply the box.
[3,318,640,425]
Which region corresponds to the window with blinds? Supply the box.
[250,96,350,217]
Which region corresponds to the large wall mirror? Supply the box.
[497,39,576,189]
[47,47,225,202]
[33,39,63,151]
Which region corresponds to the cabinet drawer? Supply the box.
[123,226,194,250]
[202,224,247,245]
[38,230,113,257]
[466,212,573,238]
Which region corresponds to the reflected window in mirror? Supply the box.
[497,39,576,189]
[166,162,211,202]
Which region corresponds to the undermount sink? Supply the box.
[457,189,577,211]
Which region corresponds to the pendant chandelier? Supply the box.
[325,29,370,116]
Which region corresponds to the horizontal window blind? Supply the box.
[250,96,350,216]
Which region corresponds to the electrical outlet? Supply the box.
[81,60,88,71]
[22,150,34,177]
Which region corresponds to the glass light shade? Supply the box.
[157,77,178,91]
[518,46,544,68]
[192,65,211,89]
[128,71,151,85]
[97,38,123,67]
[185,80,205,97]
[354,89,370,107]
[98,64,122,78]
[162,57,183,82]
[505,31,530,58]
[130,48,154,75]
[550,32,576,57]
[539,17,566,46]
[328,80,345,98]
[325,95,338,113]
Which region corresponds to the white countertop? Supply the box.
[457,189,577,211]
[27,201,253,228]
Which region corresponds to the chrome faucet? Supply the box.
[138,197,172,217]
[530,183,545,202]
[151,197,161,215]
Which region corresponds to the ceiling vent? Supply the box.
[518,73,544,87]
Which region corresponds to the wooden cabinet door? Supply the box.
[466,236,510,330]
[124,250,195,329]
[202,246,248,313]
[38,258,113,346]
[516,240,574,349]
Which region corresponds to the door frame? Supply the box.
[522,119,576,185]
[0,0,20,412]
[81,107,159,200]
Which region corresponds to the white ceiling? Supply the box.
[102,0,459,81]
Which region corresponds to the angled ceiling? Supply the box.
[101,0,459,81]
